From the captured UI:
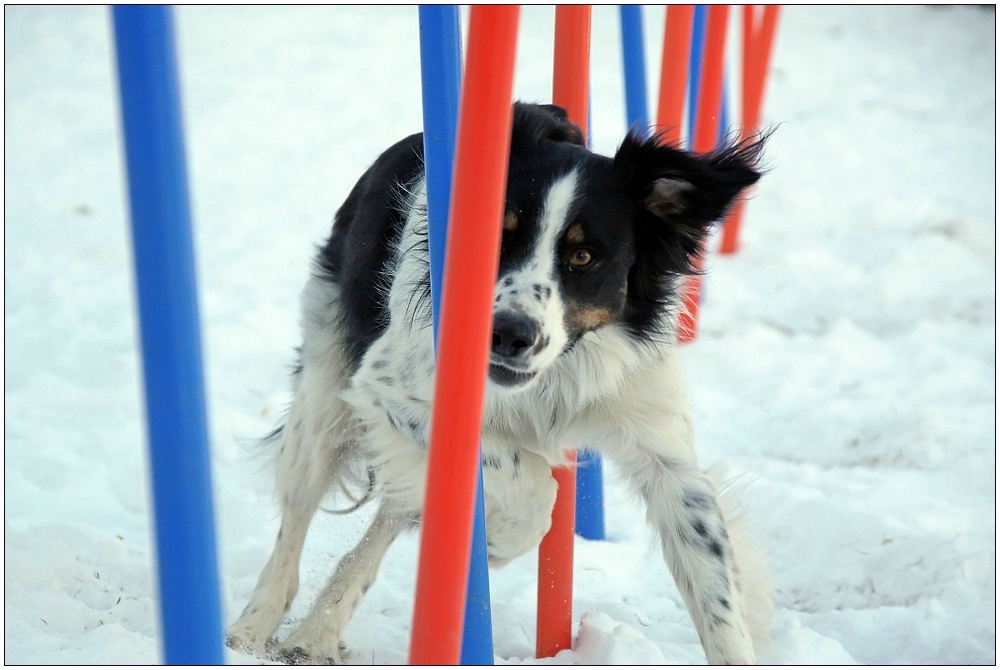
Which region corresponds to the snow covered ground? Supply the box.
[5,5,995,665]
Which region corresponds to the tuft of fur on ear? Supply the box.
[614,131,766,276]
[644,177,695,218]
[510,102,586,151]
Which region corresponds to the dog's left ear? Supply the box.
[613,132,765,274]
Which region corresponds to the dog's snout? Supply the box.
[491,312,540,360]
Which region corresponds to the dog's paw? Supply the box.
[272,646,315,665]
[272,633,345,665]
[271,644,343,665]
[225,630,273,658]
[224,634,247,653]
[226,606,288,657]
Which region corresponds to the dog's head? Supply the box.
[487,103,764,391]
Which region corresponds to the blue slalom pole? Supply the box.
[720,76,730,145]
[418,6,495,664]
[575,449,605,540]
[619,5,649,136]
[688,5,730,149]
[111,5,223,665]
[685,5,729,309]
[686,5,707,148]
[573,93,606,542]
[420,5,462,327]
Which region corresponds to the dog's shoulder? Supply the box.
[316,131,425,284]
[314,132,426,367]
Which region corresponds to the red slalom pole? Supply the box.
[677,4,729,344]
[745,5,779,137]
[743,5,759,124]
[552,5,591,134]
[720,5,780,255]
[717,6,759,257]
[537,457,577,658]
[536,5,590,660]
[691,5,729,155]
[656,5,694,146]
[408,6,520,665]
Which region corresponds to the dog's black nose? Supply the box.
[491,312,540,360]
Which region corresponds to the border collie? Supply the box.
[226,102,769,664]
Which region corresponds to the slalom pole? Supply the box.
[409,5,519,664]
[718,5,757,257]
[417,6,495,664]
[537,463,577,658]
[536,4,589,660]
[656,5,694,146]
[745,5,780,143]
[677,4,729,345]
[719,5,780,255]
[686,4,706,147]
[574,92,604,544]
[687,5,733,148]
[111,5,224,664]
[552,5,591,123]
[742,4,758,132]
[574,448,605,540]
[419,5,462,330]
[619,5,649,136]
[576,34,605,544]
[680,6,727,313]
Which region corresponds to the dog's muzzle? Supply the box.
[489,311,541,389]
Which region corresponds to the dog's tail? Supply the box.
[267,356,368,518]
[707,464,774,654]
[262,275,373,518]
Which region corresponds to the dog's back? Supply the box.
[314,132,426,369]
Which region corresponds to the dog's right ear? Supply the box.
[511,102,585,149]
[533,104,586,145]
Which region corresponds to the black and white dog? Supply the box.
[227,103,769,664]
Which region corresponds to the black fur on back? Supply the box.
[314,133,425,368]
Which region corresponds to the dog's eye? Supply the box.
[569,248,594,268]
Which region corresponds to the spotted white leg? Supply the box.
[274,500,412,663]
[227,358,352,655]
[615,443,758,664]
[226,439,330,654]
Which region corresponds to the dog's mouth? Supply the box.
[488,361,539,389]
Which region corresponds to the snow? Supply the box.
[4,5,995,665]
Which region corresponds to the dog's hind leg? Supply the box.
[274,499,412,664]
[226,378,350,655]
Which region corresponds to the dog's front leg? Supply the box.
[274,500,412,664]
[612,435,758,664]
